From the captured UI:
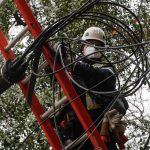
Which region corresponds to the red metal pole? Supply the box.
[0,31,62,150]
[14,0,108,149]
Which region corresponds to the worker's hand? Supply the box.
[52,42,71,66]
[105,109,123,131]
[115,120,127,135]
[1,58,27,84]
[53,42,67,60]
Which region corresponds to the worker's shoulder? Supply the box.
[92,64,114,74]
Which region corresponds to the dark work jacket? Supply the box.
[73,61,116,110]
[73,61,116,92]
[62,61,117,145]
[58,61,128,147]
[73,61,128,117]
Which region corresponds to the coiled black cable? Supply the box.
[14,0,150,149]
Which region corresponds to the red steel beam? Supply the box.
[14,0,108,149]
[0,31,62,149]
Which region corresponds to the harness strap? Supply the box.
[86,93,101,110]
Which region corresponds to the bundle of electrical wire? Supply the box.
[16,1,150,149]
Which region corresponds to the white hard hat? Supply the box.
[81,27,106,45]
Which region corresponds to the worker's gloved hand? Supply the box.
[53,41,67,55]
[1,58,27,84]
[52,42,70,65]
[105,109,123,131]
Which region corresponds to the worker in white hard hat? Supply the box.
[52,27,129,149]
[82,26,106,45]
[81,26,106,60]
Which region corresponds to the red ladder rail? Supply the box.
[0,32,62,149]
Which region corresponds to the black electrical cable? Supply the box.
[29,40,150,97]
[108,47,150,96]
[30,38,150,77]
[61,48,149,97]
[27,45,42,106]
[52,44,66,149]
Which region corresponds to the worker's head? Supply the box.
[81,27,106,60]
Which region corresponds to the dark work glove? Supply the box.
[52,41,70,65]
[1,58,27,84]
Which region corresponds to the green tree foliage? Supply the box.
[0,0,16,34]
[0,0,150,149]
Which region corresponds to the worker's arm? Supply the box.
[73,62,116,91]
[73,62,95,78]
[0,59,27,95]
